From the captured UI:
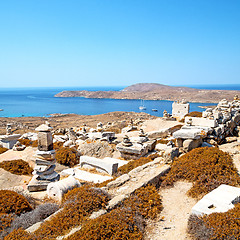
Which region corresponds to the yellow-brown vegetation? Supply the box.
[121,185,162,219]
[18,139,38,147]
[3,228,39,240]
[66,208,144,240]
[0,214,14,234]
[53,141,64,150]
[188,203,240,239]
[0,160,33,175]
[0,190,32,215]
[55,146,79,167]
[185,111,202,118]
[116,153,159,176]
[33,185,110,239]
[161,147,240,198]
[66,185,161,240]
[0,147,8,154]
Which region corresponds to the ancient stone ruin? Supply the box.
[28,122,60,192]
[0,123,21,149]
[172,100,190,119]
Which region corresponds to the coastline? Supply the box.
[54,88,240,104]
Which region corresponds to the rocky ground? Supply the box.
[0,111,156,134]
[0,108,240,239]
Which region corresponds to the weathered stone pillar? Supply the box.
[27,122,59,192]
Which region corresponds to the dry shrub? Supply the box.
[0,190,32,215]
[188,214,213,240]
[0,214,14,236]
[161,147,240,198]
[55,146,79,167]
[0,147,8,154]
[34,185,110,239]
[95,177,117,188]
[188,203,240,240]
[3,228,39,240]
[121,185,162,220]
[53,141,64,150]
[67,185,162,240]
[169,124,183,133]
[104,126,121,134]
[66,208,144,240]
[185,111,202,118]
[117,154,159,176]
[18,139,38,147]
[0,160,33,175]
[10,203,59,232]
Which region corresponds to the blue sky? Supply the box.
[0,0,239,88]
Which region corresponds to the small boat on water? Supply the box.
[139,99,146,110]
[152,109,158,112]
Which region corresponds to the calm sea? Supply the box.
[0,85,239,118]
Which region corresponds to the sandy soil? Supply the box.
[141,118,182,132]
[0,147,36,167]
[145,181,197,240]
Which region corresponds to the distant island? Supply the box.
[54,83,240,103]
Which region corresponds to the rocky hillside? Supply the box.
[55,83,240,103]
[121,83,195,92]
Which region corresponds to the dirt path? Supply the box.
[145,181,197,240]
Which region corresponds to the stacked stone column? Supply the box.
[28,122,59,192]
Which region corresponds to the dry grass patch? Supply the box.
[0,147,8,154]
[67,185,162,240]
[18,139,38,147]
[33,185,110,239]
[55,146,79,167]
[116,153,159,176]
[188,203,240,239]
[0,160,33,175]
[161,147,240,198]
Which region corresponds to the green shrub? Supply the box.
[0,190,32,215]
[0,160,33,175]
[161,147,240,198]
[55,146,79,167]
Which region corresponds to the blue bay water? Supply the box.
[0,85,239,118]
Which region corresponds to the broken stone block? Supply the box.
[173,128,202,139]
[191,184,240,216]
[0,134,21,149]
[185,117,218,128]
[163,147,179,162]
[147,129,169,139]
[38,131,53,151]
[183,138,203,152]
[60,168,112,183]
[80,156,119,175]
